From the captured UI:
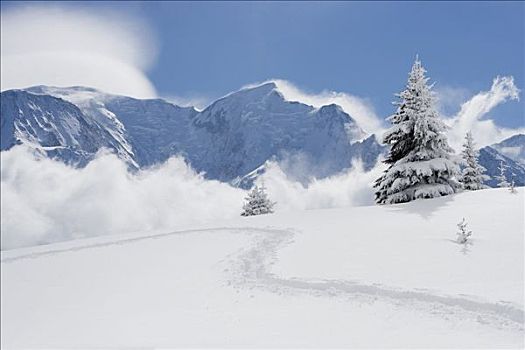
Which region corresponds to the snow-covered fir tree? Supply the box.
[374,57,460,204]
[459,131,489,190]
[496,161,510,188]
[456,218,472,244]
[241,183,275,216]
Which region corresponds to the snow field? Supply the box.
[1,188,523,347]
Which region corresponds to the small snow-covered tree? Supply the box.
[459,131,489,190]
[374,57,460,204]
[241,184,275,216]
[456,218,472,244]
[509,177,517,194]
[496,161,510,188]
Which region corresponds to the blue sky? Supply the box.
[1,1,524,128]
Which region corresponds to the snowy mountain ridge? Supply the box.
[1,84,524,187]
[1,83,382,185]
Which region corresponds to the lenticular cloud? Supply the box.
[0,5,158,98]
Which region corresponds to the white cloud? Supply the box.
[243,79,385,136]
[242,77,521,149]
[0,5,158,98]
[259,159,385,212]
[447,76,522,150]
[0,147,245,250]
[163,94,212,111]
[434,85,472,118]
[1,146,384,250]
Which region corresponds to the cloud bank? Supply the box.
[0,5,158,98]
[1,147,382,250]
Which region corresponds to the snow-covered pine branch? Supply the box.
[241,184,275,216]
[456,218,472,244]
[459,131,489,190]
[374,57,460,204]
[496,161,510,188]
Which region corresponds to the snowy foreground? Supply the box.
[1,188,524,348]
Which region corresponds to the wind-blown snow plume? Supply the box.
[1,147,383,250]
[0,5,158,98]
[259,159,385,211]
[163,94,211,111]
[0,147,245,250]
[448,76,522,149]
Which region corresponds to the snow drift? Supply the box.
[2,188,523,348]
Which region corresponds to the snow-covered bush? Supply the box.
[456,218,472,244]
[241,184,275,216]
[459,132,489,190]
[374,57,460,204]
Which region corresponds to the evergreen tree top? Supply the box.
[374,57,460,204]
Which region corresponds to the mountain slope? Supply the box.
[2,84,522,187]
[193,82,375,181]
[1,84,384,184]
[491,133,525,166]
[1,188,523,348]
[25,86,198,168]
[0,90,127,166]
[479,145,525,187]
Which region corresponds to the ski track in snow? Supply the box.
[223,228,524,331]
[2,226,524,332]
